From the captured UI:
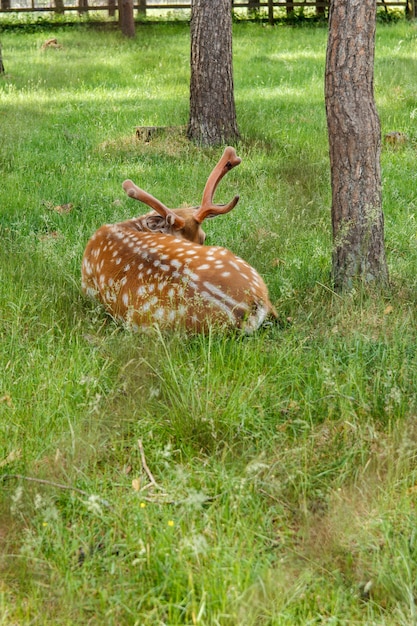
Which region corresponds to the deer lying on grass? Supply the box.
[82,147,277,333]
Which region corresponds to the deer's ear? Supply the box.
[143,215,184,234]
[144,215,171,233]
[166,214,181,227]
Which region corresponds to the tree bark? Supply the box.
[248,0,260,17]
[188,0,240,147]
[268,0,274,24]
[316,0,326,18]
[405,0,417,18]
[118,0,135,37]
[286,0,294,16]
[78,0,88,14]
[325,0,389,290]
[108,0,116,17]
[54,0,65,14]
[138,0,146,16]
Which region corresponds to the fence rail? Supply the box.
[0,0,414,16]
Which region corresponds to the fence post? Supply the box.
[268,0,274,23]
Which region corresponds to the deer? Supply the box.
[81,147,277,333]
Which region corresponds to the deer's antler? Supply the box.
[122,179,185,229]
[193,147,242,224]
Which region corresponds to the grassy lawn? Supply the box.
[1,18,417,624]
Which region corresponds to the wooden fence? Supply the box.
[0,0,415,18]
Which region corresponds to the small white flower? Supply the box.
[34,493,44,510]
[86,494,103,516]
[180,533,208,557]
[183,489,209,509]
[10,485,24,514]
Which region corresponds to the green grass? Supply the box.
[1,19,417,625]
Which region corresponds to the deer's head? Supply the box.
[122,146,242,245]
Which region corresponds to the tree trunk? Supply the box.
[1,0,11,9]
[248,0,260,17]
[405,0,417,18]
[325,0,389,290]
[118,0,135,37]
[78,0,88,14]
[286,0,294,16]
[316,0,326,18]
[54,0,65,14]
[268,0,274,24]
[108,0,116,17]
[138,0,146,16]
[188,0,240,147]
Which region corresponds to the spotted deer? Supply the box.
[81,147,277,333]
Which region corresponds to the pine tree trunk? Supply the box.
[325,0,389,290]
[78,0,88,14]
[286,0,294,16]
[108,0,116,17]
[54,0,65,14]
[248,0,260,17]
[118,0,135,37]
[188,0,240,147]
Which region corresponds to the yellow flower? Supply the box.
[167,520,175,527]
[140,502,146,508]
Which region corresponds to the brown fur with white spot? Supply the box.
[81,147,277,333]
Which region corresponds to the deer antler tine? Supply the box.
[122,180,185,229]
[122,179,169,213]
[194,195,240,224]
[200,147,241,208]
[193,147,241,224]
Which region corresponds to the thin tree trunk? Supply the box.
[248,0,260,17]
[325,0,388,290]
[78,0,88,15]
[188,0,240,146]
[54,0,65,14]
[268,0,274,24]
[109,0,116,17]
[118,0,135,37]
[286,0,294,16]
[316,0,326,17]
[405,0,416,18]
